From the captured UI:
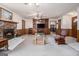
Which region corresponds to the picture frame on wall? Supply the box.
[2,8,13,20]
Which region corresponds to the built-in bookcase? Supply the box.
[33,18,50,34]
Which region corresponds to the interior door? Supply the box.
[72,16,77,38]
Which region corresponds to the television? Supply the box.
[37,24,45,28]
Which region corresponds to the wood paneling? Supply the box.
[77,30,79,42]
[68,29,72,36]
[16,29,28,36]
[58,29,72,36]
[56,19,72,36]
[56,19,61,35]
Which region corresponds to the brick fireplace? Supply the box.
[0,20,17,39]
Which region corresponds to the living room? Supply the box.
[0,3,79,56]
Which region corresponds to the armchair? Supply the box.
[55,29,68,44]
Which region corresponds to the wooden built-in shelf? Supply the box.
[33,18,50,35]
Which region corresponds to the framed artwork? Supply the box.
[2,8,13,20]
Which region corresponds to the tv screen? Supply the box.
[37,24,45,28]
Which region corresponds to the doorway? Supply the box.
[22,20,25,29]
[50,21,57,33]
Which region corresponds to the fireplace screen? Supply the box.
[3,29,15,39]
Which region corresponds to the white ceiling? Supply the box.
[0,3,79,19]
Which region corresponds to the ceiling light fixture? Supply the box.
[24,3,39,6]
[24,3,43,19]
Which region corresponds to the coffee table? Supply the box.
[34,33,46,45]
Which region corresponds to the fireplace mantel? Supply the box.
[0,19,17,24]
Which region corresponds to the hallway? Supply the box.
[8,35,79,56]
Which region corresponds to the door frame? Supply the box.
[72,16,77,38]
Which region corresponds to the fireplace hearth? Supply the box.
[3,29,15,39]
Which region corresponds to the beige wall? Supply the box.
[13,13,22,29]
[25,19,33,28]
[61,11,77,30]
[61,15,72,29]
